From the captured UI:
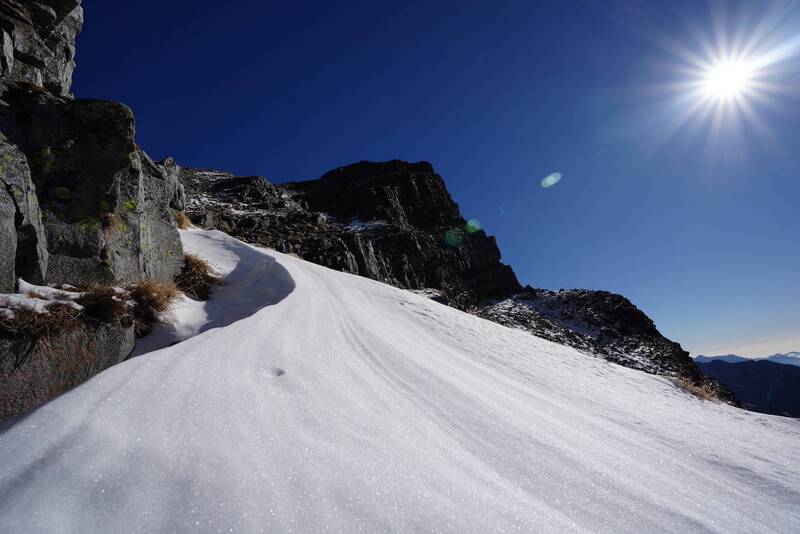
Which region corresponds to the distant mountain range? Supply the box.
[695,352,800,417]
[695,351,800,366]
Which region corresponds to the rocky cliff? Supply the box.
[0,0,186,421]
[183,160,520,309]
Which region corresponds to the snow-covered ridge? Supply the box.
[1,230,798,532]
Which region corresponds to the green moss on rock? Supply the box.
[52,186,72,200]
[122,200,137,213]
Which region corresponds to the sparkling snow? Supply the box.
[1,229,798,532]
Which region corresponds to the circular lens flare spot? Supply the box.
[444,229,464,247]
[465,219,481,234]
[541,172,562,189]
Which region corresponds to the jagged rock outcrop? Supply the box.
[476,288,701,377]
[0,0,83,96]
[182,160,521,308]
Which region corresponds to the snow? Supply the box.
[0,281,84,314]
[345,219,387,232]
[1,229,799,532]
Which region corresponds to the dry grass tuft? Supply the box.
[0,303,82,339]
[676,375,732,402]
[173,211,193,230]
[175,253,219,301]
[127,280,179,336]
[76,286,133,327]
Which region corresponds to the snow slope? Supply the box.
[1,229,799,533]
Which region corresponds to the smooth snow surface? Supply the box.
[1,230,799,533]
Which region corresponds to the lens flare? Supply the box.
[465,219,481,234]
[444,229,464,247]
[541,173,562,189]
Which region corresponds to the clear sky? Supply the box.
[74,0,800,357]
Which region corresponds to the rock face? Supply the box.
[0,320,134,421]
[0,133,48,291]
[183,160,520,309]
[0,0,183,288]
[0,0,83,96]
[476,288,700,377]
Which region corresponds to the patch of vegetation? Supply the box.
[38,146,55,173]
[675,375,738,404]
[77,218,101,234]
[2,278,181,352]
[127,281,179,336]
[122,199,137,213]
[99,200,111,212]
[175,254,220,301]
[52,186,72,200]
[76,286,133,327]
[172,210,192,230]
[0,303,82,341]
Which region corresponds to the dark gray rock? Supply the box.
[157,156,187,211]
[0,86,183,286]
[0,133,47,291]
[0,320,134,422]
[476,287,702,378]
[182,160,521,309]
[0,0,83,96]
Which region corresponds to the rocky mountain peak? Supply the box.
[286,160,462,230]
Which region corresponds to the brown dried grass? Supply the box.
[676,375,727,402]
[175,254,219,301]
[0,303,82,339]
[173,211,193,230]
[76,286,133,327]
[127,280,179,336]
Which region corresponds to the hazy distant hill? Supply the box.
[696,358,800,417]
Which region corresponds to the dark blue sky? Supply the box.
[74,0,800,356]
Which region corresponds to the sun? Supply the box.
[701,59,755,100]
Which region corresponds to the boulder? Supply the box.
[0,86,183,286]
[0,320,134,422]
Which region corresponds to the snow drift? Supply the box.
[1,230,798,532]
